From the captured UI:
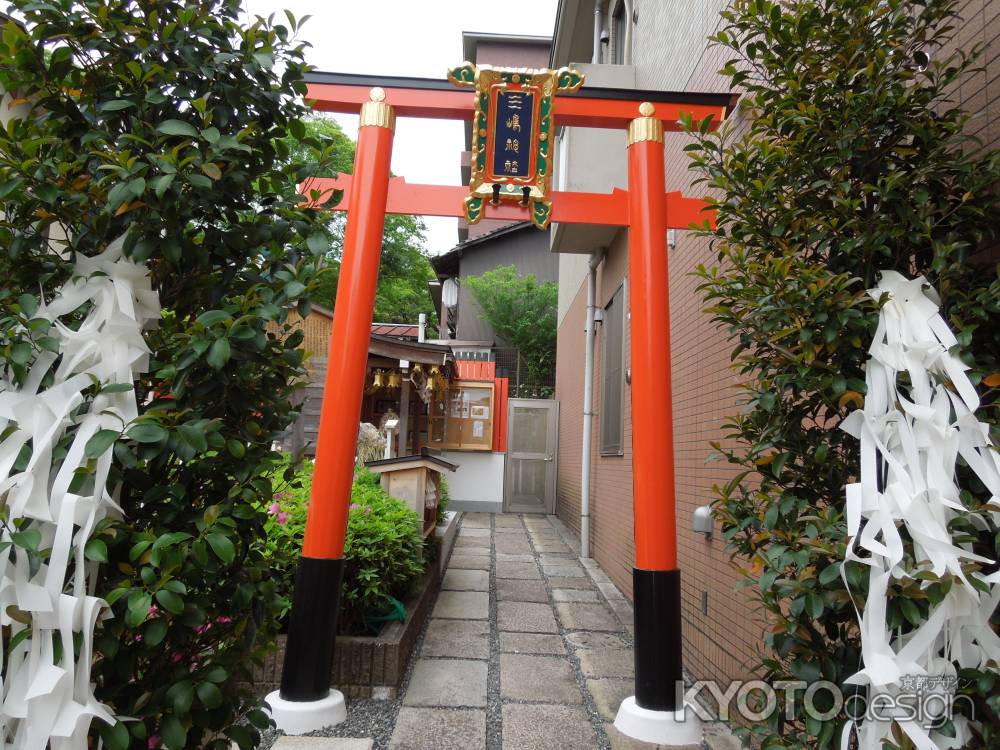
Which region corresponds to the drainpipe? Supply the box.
[622,0,634,65]
[581,250,604,559]
[418,313,426,343]
[592,1,604,64]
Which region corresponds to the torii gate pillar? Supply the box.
[612,104,702,744]
[265,88,395,734]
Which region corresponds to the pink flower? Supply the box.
[147,605,160,617]
[195,623,212,635]
[349,503,360,511]
[170,652,184,663]
[268,502,280,515]
[148,735,159,749]
[363,506,371,516]
[277,512,288,525]
[216,616,233,624]
[134,634,143,643]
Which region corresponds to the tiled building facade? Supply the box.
[552,0,1000,687]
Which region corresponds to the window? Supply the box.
[428,380,495,450]
[611,1,627,65]
[600,285,625,455]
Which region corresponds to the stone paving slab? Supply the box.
[273,739,373,750]
[500,653,583,704]
[554,602,621,631]
[432,590,489,620]
[542,563,587,578]
[494,516,524,527]
[547,576,596,589]
[454,536,491,550]
[566,631,630,650]
[495,578,549,603]
[442,568,488,591]
[502,704,596,749]
[447,555,491,571]
[460,515,491,528]
[388,707,485,749]
[494,552,535,562]
[387,513,742,750]
[578,648,635,678]
[587,678,634,720]
[604,722,701,750]
[421,619,490,659]
[497,601,559,633]
[494,536,532,554]
[494,561,541,580]
[457,527,491,537]
[499,631,566,655]
[552,588,600,602]
[403,659,487,708]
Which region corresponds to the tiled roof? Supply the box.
[371,323,419,339]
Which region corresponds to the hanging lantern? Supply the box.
[386,370,402,389]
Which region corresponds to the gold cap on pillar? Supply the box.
[627,101,664,147]
[360,87,396,131]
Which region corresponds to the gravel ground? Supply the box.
[530,519,612,750]
[485,514,502,750]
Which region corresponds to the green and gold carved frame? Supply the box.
[448,63,584,230]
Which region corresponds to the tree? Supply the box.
[465,265,558,385]
[290,118,438,328]
[0,1,333,747]
[685,0,1000,747]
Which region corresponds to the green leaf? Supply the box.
[99,720,130,750]
[196,309,231,326]
[226,438,246,458]
[202,162,222,180]
[196,680,223,709]
[306,233,328,254]
[177,424,208,453]
[157,119,199,138]
[11,528,41,551]
[0,176,23,199]
[145,616,168,646]
[127,423,168,444]
[818,564,841,586]
[206,532,235,564]
[161,715,187,749]
[152,174,175,198]
[207,337,231,369]
[155,589,184,615]
[84,539,108,562]
[98,100,135,112]
[85,429,120,458]
[10,342,32,365]
[203,665,228,683]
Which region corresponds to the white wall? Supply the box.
[441,451,506,513]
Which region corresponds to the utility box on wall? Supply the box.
[365,452,458,536]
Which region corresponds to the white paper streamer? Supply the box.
[840,271,1000,749]
[0,234,160,747]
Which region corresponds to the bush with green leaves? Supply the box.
[0,1,342,747]
[465,264,558,388]
[684,0,1000,747]
[266,464,426,635]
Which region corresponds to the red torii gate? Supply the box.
[268,70,733,745]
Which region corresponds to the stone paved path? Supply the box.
[386,512,720,750]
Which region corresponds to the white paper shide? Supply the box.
[0,234,160,747]
[841,271,1000,749]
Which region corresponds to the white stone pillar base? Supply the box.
[264,689,347,735]
[613,696,703,746]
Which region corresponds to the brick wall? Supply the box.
[556,0,1000,686]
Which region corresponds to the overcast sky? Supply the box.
[246,0,559,255]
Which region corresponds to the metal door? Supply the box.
[504,399,559,514]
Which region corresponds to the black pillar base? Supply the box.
[279,556,345,702]
[633,567,683,711]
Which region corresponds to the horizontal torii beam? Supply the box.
[299,175,714,229]
[304,71,735,130]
